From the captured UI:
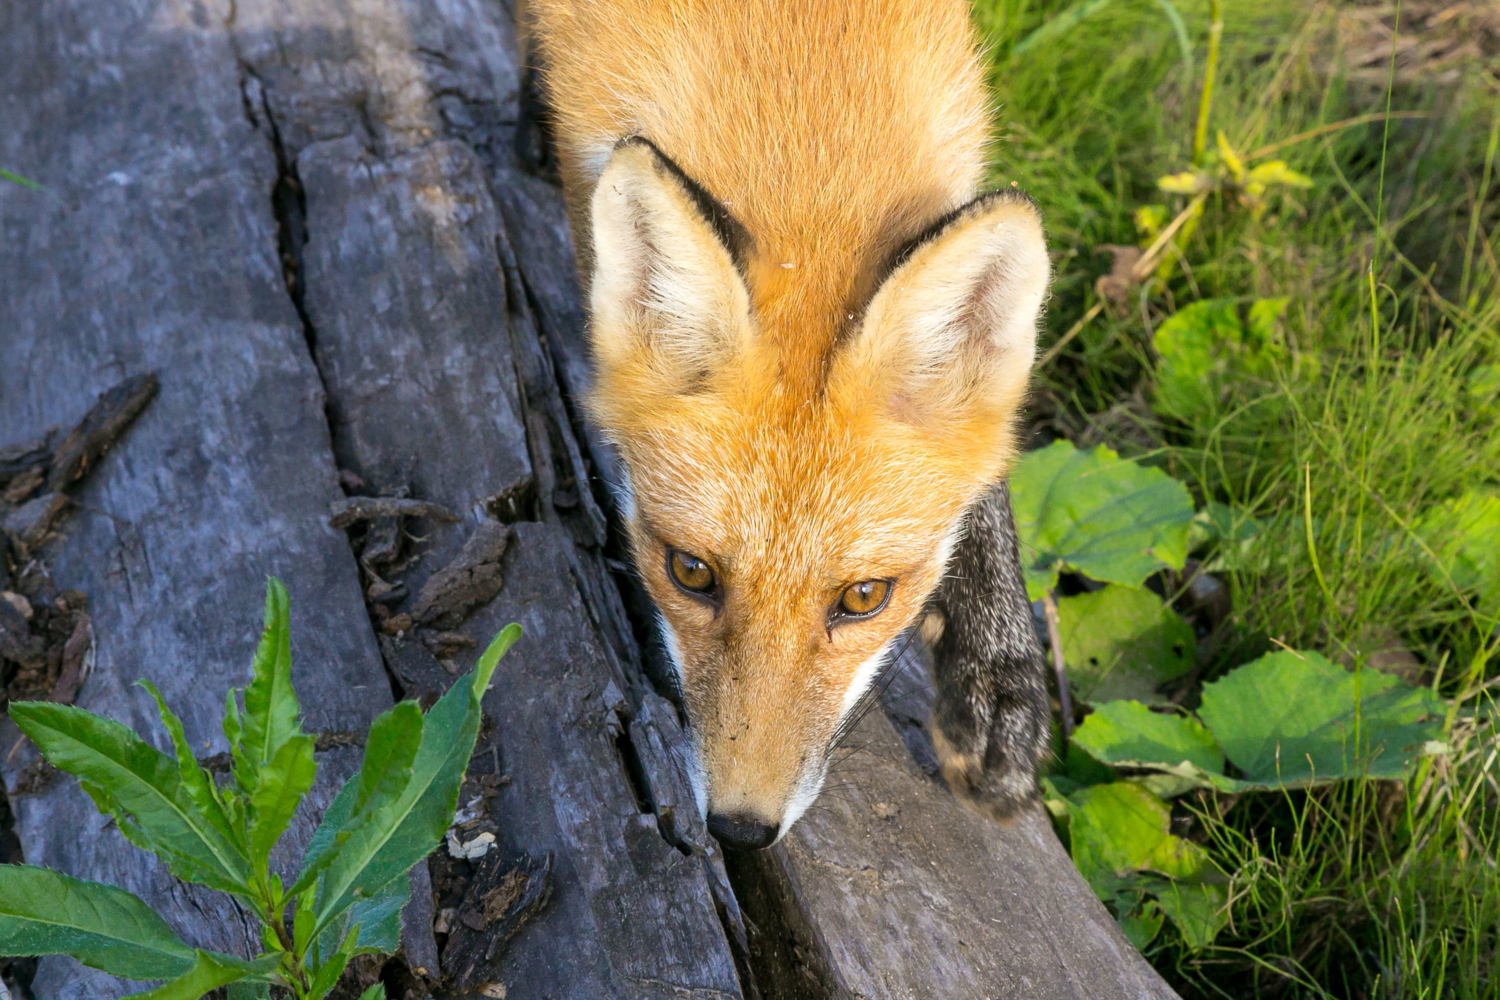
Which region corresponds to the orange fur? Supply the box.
[530,0,1048,834]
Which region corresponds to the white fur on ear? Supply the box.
[842,192,1049,420]
[589,139,752,387]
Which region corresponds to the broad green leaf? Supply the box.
[1011,441,1195,598]
[293,887,317,959]
[122,949,269,999]
[1055,586,1195,703]
[1066,783,1226,948]
[1246,296,1290,339]
[223,687,242,755]
[352,702,423,818]
[290,773,357,900]
[9,701,249,892]
[1152,298,1287,425]
[247,733,317,869]
[1039,777,1073,841]
[240,578,302,787]
[227,983,272,999]
[138,681,240,851]
[1068,783,1217,897]
[1141,877,1229,950]
[312,624,520,932]
[1417,490,1500,613]
[347,871,408,955]
[1116,898,1164,951]
[1072,701,1224,785]
[0,866,196,980]
[1198,650,1444,785]
[1063,738,1116,787]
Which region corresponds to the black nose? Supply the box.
[707,812,779,851]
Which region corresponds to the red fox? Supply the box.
[527,0,1052,850]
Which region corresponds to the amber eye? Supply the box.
[838,580,891,618]
[668,549,717,596]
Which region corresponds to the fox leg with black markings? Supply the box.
[928,481,1052,819]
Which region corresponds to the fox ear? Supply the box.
[834,192,1048,437]
[588,138,752,393]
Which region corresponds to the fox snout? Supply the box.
[665,590,905,849]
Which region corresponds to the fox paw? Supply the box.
[931,724,1040,823]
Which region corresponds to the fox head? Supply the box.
[585,139,1048,848]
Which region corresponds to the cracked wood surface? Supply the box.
[253,4,746,981]
[0,1,395,996]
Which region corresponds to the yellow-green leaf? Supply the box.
[1157,171,1209,194]
[1055,586,1195,704]
[1246,159,1313,189]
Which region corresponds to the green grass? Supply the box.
[973,0,1500,995]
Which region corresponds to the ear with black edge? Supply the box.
[589,138,753,392]
[832,191,1049,432]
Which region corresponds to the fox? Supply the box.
[526,0,1053,850]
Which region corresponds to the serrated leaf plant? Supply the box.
[0,578,521,1000]
[1010,440,1196,601]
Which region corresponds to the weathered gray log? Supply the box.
[253,14,749,983]
[0,3,395,997]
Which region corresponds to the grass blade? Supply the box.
[1146,0,1193,81]
[0,865,196,980]
[0,169,42,190]
[1012,0,1114,55]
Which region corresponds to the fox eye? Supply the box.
[668,549,718,598]
[836,580,892,619]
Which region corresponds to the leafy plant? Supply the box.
[1054,586,1195,704]
[977,0,1498,987]
[0,580,520,999]
[1052,649,1445,949]
[1150,297,1302,425]
[1416,489,1500,617]
[1011,440,1196,601]
[1073,650,1446,793]
[1055,781,1228,951]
